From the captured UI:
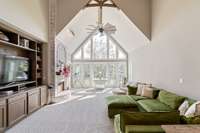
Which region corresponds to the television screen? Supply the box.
[0,54,29,85]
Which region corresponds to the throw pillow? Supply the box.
[195,103,200,116]
[136,84,144,95]
[127,85,137,95]
[178,100,189,116]
[136,83,151,96]
[141,87,153,98]
[185,101,200,118]
[157,90,185,110]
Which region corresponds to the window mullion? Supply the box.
[116,46,119,59]
[107,37,109,59]
[81,47,84,60]
[91,38,93,60]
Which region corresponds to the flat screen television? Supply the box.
[0,54,29,85]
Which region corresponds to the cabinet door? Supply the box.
[0,100,6,131]
[40,86,48,106]
[8,93,27,126]
[28,88,40,114]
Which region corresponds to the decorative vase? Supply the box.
[0,31,9,42]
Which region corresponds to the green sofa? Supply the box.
[114,111,180,133]
[106,85,197,133]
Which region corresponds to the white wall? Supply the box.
[0,0,48,42]
[130,0,200,99]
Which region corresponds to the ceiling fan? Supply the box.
[84,0,118,35]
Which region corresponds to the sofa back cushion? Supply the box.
[157,90,185,110]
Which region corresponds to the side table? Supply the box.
[161,125,200,133]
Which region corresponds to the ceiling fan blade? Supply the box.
[105,26,116,30]
[88,25,97,28]
[86,28,96,30]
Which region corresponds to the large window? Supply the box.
[72,33,128,88]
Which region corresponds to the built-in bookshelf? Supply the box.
[0,23,46,90]
[36,43,43,86]
[0,22,48,132]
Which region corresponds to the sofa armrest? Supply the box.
[127,85,137,95]
[120,111,180,133]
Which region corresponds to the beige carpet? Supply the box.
[6,88,114,133]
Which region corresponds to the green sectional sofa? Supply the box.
[106,85,198,133]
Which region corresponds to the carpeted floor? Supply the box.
[6,88,115,133]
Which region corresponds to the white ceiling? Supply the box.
[56,7,150,54]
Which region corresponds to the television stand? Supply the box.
[5,82,17,86]
[0,81,36,90]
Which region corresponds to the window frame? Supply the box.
[71,31,129,88]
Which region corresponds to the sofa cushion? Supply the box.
[126,125,165,133]
[157,90,185,110]
[106,95,137,108]
[130,95,148,101]
[138,99,172,112]
[127,85,137,95]
[120,111,180,133]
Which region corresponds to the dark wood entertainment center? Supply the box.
[0,22,48,132]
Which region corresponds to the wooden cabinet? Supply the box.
[28,88,40,114]
[40,86,48,106]
[7,93,27,126]
[0,86,47,130]
[0,100,6,131]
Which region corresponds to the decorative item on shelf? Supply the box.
[20,38,29,48]
[37,46,41,52]
[56,60,64,76]
[123,77,128,86]
[37,73,41,78]
[56,68,62,75]
[37,56,41,61]
[0,31,9,42]
[62,64,71,78]
[37,64,40,69]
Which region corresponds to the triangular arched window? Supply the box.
[72,32,127,61]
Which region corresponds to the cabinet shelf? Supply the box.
[0,81,36,90]
[0,40,36,52]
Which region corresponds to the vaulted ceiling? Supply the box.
[56,0,151,53]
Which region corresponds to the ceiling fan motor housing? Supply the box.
[99,27,104,33]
